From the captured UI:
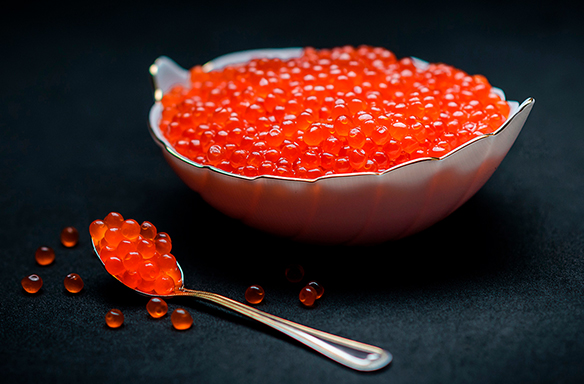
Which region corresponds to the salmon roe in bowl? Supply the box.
[158,45,510,179]
[148,47,534,244]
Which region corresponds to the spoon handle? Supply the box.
[178,288,392,371]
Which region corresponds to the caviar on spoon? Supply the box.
[90,212,391,372]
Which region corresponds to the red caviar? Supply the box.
[159,45,510,179]
[245,285,265,304]
[35,246,55,266]
[146,297,168,318]
[21,274,43,293]
[90,212,182,295]
[64,273,84,293]
[61,226,79,247]
[171,308,193,330]
[299,286,317,307]
[105,309,124,328]
[306,281,324,299]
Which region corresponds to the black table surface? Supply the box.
[2,1,583,383]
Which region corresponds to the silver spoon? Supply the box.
[92,240,392,371]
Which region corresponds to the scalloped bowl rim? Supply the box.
[148,48,531,184]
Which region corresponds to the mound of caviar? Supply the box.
[64,273,84,293]
[21,274,43,294]
[159,45,511,179]
[89,212,183,295]
[105,309,124,328]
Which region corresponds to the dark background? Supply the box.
[1,0,583,383]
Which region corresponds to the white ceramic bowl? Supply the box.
[148,48,535,245]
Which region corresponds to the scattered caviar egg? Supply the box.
[245,285,265,304]
[171,308,193,330]
[21,274,43,293]
[160,45,510,179]
[105,309,124,328]
[90,212,180,296]
[306,281,324,299]
[299,286,318,307]
[146,297,168,318]
[285,264,305,283]
[64,273,84,293]
[60,226,79,247]
[35,246,55,266]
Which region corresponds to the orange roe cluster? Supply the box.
[89,212,182,296]
[159,45,511,179]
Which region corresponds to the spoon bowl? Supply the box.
[91,238,392,371]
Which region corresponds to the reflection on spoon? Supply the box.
[90,216,392,372]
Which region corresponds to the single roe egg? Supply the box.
[299,286,318,307]
[64,273,84,293]
[61,226,79,247]
[171,308,193,330]
[245,285,265,304]
[35,246,55,266]
[105,309,124,328]
[146,297,168,318]
[22,274,43,293]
